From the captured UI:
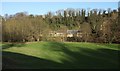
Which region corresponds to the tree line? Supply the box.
[1,8,120,43]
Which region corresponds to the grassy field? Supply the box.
[2,42,120,69]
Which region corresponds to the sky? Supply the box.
[1,0,119,2]
[1,2,118,16]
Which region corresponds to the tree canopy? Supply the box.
[1,8,120,43]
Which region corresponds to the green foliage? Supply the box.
[1,8,119,43]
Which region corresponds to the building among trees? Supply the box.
[1,7,120,43]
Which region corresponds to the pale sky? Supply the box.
[1,2,118,16]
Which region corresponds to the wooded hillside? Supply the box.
[1,8,120,43]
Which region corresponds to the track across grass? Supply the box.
[2,42,120,69]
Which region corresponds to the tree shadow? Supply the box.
[2,43,25,49]
[2,51,63,69]
[2,42,120,69]
[44,42,120,69]
[62,47,119,69]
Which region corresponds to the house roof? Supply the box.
[50,30,81,34]
[67,30,81,34]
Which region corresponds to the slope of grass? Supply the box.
[2,42,120,69]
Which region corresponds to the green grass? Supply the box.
[2,42,120,69]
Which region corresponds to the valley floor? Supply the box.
[1,42,120,69]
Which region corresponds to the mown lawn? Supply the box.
[2,42,120,69]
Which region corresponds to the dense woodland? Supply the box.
[1,8,120,43]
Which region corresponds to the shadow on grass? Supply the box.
[2,51,63,69]
[43,42,120,69]
[2,42,120,69]
[2,43,25,49]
